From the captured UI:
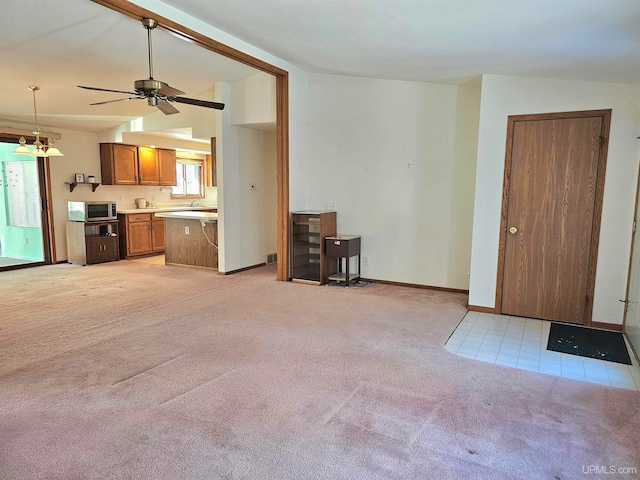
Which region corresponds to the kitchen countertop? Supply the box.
[154,211,219,223]
[117,206,218,214]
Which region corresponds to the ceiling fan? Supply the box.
[78,18,224,115]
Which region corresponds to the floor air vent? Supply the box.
[266,253,277,265]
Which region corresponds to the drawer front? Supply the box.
[326,237,361,257]
[326,238,350,257]
[127,213,152,223]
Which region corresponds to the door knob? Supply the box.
[509,226,518,234]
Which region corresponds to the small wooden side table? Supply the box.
[325,235,361,287]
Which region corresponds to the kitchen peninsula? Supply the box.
[155,211,218,269]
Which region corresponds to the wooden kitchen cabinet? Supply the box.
[152,215,165,252]
[118,213,165,258]
[100,143,138,185]
[100,143,176,186]
[205,138,217,187]
[158,148,177,186]
[66,221,119,265]
[137,147,159,185]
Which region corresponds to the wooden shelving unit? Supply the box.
[291,211,336,285]
[66,220,119,265]
[65,182,101,192]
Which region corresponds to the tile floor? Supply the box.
[446,311,640,391]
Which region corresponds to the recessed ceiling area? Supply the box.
[0,0,260,133]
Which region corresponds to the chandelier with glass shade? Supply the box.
[13,86,64,157]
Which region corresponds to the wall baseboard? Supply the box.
[467,304,498,314]
[219,262,266,275]
[360,277,469,294]
[590,321,623,332]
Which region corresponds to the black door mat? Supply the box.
[547,322,632,365]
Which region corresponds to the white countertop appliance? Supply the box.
[68,201,117,222]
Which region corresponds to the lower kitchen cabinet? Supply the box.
[152,217,165,252]
[66,221,119,265]
[118,213,165,258]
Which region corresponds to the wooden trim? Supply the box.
[92,0,290,282]
[360,277,469,294]
[622,164,640,332]
[590,322,624,332]
[91,0,287,76]
[276,74,290,281]
[43,155,57,263]
[468,305,499,314]
[0,262,48,272]
[36,157,52,265]
[584,110,611,326]
[219,262,267,275]
[495,109,612,325]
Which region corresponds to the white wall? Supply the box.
[469,74,640,325]
[307,74,480,289]
[230,72,276,129]
[216,83,277,272]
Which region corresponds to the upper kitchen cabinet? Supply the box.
[158,149,177,186]
[100,144,177,186]
[100,143,138,185]
[137,147,159,185]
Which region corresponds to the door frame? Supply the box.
[0,134,55,270]
[621,164,640,332]
[494,109,611,326]
[93,0,290,281]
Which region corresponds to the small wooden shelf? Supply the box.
[66,182,101,192]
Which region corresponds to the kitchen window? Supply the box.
[171,158,204,199]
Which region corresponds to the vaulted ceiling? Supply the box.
[3,0,640,135]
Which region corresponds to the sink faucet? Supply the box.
[190,200,198,206]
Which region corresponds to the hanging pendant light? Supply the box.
[13,85,64,157]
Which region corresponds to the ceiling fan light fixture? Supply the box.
[13,86,64,158]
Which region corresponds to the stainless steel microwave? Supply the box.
[68,201,117,222]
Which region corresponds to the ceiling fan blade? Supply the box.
[78,85,138,95]
[158,85,186,97]
[156,100,180,115]
[172,96,225,110]
[90,97,140,106]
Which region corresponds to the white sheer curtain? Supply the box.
[4,160,41,227]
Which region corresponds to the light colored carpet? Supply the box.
[1,261,639,479]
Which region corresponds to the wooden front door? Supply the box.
[498,111,610,324]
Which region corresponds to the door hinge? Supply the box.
[598,136,605,147]
[634,220,637,233]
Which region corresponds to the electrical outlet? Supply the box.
[325,201,336,211]
[184,226,190,235]
[118,195,122,201]
[25,238,29,245]
[151,194,156,201]
[362,256,369,266]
